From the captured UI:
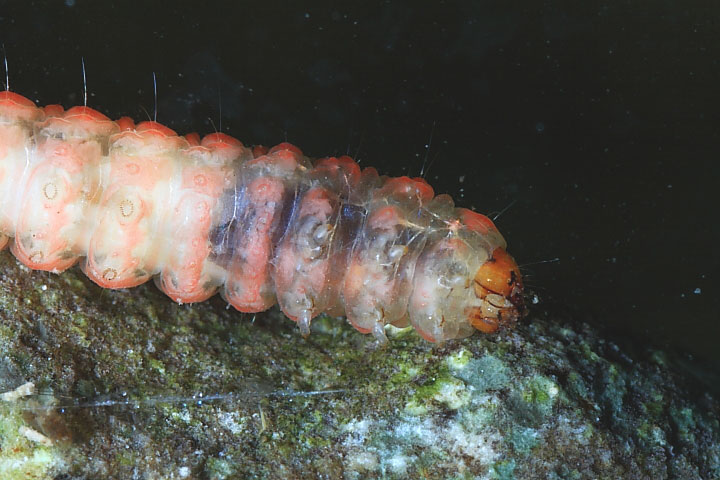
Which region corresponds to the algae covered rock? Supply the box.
[0,250,718,479]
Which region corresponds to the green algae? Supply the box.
[507,426,539,455]
[491,459,516,480]
[0,251,717,479]
[450,352,511,393]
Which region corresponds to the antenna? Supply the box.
[152,71,157,122]
[81,57,87,106]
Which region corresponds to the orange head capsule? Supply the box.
[468,247,524,333]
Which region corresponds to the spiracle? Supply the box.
[0,90,524,344]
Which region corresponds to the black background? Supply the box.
[1,1,718,369]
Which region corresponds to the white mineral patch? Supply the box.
[433,378,470,409]
[393,417,436,446]
[1,381,35,402]
[0,449,57,477]
[171,410,192,423]
[343,413,500,475]
[397,416,500,464]
[445,423,499,464]
[345,450,379,472]
[403,399,428,416]
[446,348,472,370]
[386,454,410,474]
[548,382,559,398]
[217,411,246,435]
[342,419,382,475]
[557,414,595,447]
[342,418,371,447]
[19,426,53,446]
[178,466,190,477]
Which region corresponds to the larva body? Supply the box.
[0,91,523,343]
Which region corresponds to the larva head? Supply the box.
[468,246,523,334]
[408,208,524,343]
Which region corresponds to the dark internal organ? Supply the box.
[0,90,523,343]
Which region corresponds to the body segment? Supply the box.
[0,91,524,343]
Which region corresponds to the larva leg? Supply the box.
[297,309,312,337]
[372,319,389,345]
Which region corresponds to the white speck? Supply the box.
[41,284,47,291]
[693,288,701,294]
[458,175,465,183]
[548,383,559,397]
[178,466,190,478]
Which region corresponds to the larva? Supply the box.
[0,90,523,344]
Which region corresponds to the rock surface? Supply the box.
[0,251,718,479]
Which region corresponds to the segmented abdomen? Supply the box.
[0,91,524,343]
